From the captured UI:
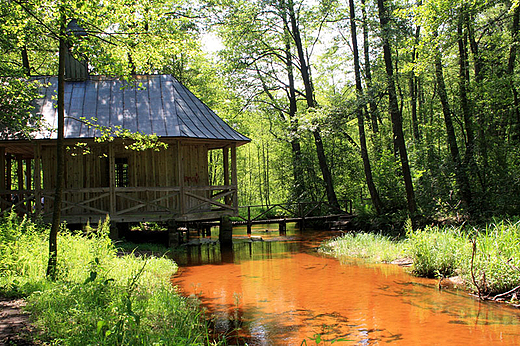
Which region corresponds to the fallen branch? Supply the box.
[492,285,520,301]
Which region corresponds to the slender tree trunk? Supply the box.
[283,16,307,201]
[47,9,67,280]
[348,0,383,215]
[21,46,30,76]
[434,38,472,209]
[457,12,475,166]
[508,4,520,128]
[466,9,488,192]
[377,0,417,216]
[410,25,421,143]
[361,0,379,135]
[286,0,339,209]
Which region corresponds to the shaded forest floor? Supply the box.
[0,296,39,346]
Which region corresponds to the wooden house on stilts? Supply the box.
[0,73,250,238]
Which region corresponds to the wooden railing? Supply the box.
[235,200,353,233]
[237,199,353,223]
[0,185,238,223]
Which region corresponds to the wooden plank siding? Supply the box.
[18,139,228,223]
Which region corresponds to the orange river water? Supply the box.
[170,224,520,345]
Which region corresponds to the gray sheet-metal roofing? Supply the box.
[32,74,250,143]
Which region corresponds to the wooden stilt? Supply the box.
[219,215,232,245]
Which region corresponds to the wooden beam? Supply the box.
[223,146,230,205]
[6,155,11,191]
[0,147,5,192]
[231,144,238,212]
[17,155,23,211]
[0,147,5,212]
[177,141,185,215]
[25,158,32,212]
[35,144,42,213]
[108,143,116,215]
[17,156,23,191]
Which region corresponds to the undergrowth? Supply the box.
[321,219,520,297]
[320,232,405,263]
[0,211,220,345]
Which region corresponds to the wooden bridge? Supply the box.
[234,200,354,234]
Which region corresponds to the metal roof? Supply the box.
[32,75,250,144]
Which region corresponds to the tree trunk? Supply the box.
[21,46,30,76]
[410,25,421,143]
[47,9,67,280]
[286,0,339,209]
[457,12,475,167]
[361,0,379,135]
[434,38,472,209]
[377,0,417,216]
[283,16,307,201]
[508,4,520,128]
[348,0,383,215]
[466,9,488,192]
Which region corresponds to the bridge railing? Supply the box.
[236,199,352,225]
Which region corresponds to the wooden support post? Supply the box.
[177,142,185,216]
[6,154,11,210]
[6,154,11,194]
[247,205,252,235]
[167,219,177,247]
[279,219,286,234]
[299,202,305,231]
[0,147,5,211]
[109,225,118,240]
[223,146,230,205]
[34,144,42,214]
[25,159,31,212]
[219,215,232,245]
[231,144,238,212]
[17,155,23,212]
[108,143,116,216]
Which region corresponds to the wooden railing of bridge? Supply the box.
[235,200,353,234]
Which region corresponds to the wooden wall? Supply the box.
[40,140,211,218]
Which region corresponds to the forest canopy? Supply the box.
[2,0,520,221]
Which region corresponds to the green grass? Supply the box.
[321,220,520,297]
[320,232,406,263]
[0,211,221,345]
[405,224,470,278]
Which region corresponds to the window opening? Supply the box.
[115,158,129,187]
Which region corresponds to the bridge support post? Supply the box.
[167,220,177,247]
[298,203,306,231]
[279,219,286,235]
[247,206,252,235]
[203,225,212,237]
[219,215,233,245]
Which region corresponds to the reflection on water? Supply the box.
[171,224,520,345]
